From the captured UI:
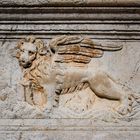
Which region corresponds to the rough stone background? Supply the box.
[0,1,140,139]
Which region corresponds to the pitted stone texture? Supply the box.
[0,40,140,120]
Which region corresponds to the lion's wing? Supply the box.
[49,35,123,64]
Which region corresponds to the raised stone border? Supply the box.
[0,119,140,131]
[1,0,140,6]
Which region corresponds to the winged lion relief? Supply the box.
[15,35,140,118]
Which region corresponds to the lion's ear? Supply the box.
[38,48,47,55]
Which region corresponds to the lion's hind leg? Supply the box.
[88,71,132,115]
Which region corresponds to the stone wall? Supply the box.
[0,1,140,140]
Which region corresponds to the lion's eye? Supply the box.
[29,51,34,55]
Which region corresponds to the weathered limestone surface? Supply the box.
[0,1,140,140]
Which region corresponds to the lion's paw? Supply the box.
[117,94,133,115]
[117,104,132,115]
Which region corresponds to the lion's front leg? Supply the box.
[88,71,132,115]
[24,86,34,105]
[43,84,58,112]
[20,79,34,105]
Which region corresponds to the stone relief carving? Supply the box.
[15,35,140,120]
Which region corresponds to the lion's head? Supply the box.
[16,36,50,68]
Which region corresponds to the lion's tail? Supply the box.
[60,82,89,95]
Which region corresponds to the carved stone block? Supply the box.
[0,1,140,139]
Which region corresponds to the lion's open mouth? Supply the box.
[20,62,32,68]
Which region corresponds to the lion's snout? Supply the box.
[19,52,33,68]
[19,59,32,68]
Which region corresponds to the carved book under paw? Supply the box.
[15,35,140,121]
